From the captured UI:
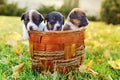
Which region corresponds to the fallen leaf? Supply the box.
[68,73,74,80]
[93,41,101,49]
[12,72,19,78]
[6,40,17,46]
[12,63,24,78]
[11,32,22,41]
[103,50,111,59]
[87,60,93,68]
[79,65,98,76]
[97,59,103,64]
[22,41,29,46]
[79,65,87,72]
[108,75,113,80]
[108,59,120,70]
[13,45,23,55]
[12,63,25,72]
[1,58,9,64]
[98,74,104,78]
[87,68,98,76]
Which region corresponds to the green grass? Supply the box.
[0,16,120,80]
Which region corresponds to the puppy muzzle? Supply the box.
[79,16,88,27]
[29,26,33,30]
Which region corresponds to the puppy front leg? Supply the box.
[23,25,29,40]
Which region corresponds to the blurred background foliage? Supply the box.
[37,0,79,18]
[0,0,26,16]
[0,0,120,25]
[100,0,120,24]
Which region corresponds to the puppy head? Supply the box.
[45,11,64,31]
[21,10,44,31]
[68,8,88,27]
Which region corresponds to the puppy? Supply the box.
[44,11,64,31]
[62,8,88,31]
[21,10,44,40]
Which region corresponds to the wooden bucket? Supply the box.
[29,27,86,73]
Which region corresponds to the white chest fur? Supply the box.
[65,21,79,30]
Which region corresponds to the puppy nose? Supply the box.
[83,22,88,25]
[56,26,61,30]
[82,18,89,26]
[56,25,61,28]
[29,26,33,30]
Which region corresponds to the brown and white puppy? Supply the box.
[44,11,64,31]
[62,8,88,31]
[21,10,44,40]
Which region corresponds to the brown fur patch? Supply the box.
[47,22,51,30]
[63,8,86,31]
[67,8,86,19]
[72,19,81,26]
[63,24,71,31]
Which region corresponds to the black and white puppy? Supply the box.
[21,10,44,40]
[44,11,64,31]
[62,8,88,31]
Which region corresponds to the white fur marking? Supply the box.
[38,22,48,31]
[53,21,60,31]
[23,24,29,40]
[65,21,79,30]
[27,10,39,31]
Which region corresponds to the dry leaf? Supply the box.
[79,65,98,76]
[13,45,23,55]
[12,72,19,78]
[87,60,93,68]
[108,59,120,70]
[108,75,113,80]
[79,65,87,72]
[11,32,22,41]
[1,58,9,64]
[12,63,25,72]
[97,59,103,64]
[22,41,29,46]
[12,63,24,78]
[93,41,100,49]
[103,50,111,59]
[87,68,98,76]
[98,74,104,78]
[6,40,17,46]
[79,60,98,76]
[68,73,74,80]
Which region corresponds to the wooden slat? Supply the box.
[33,43,46,51]
[29,28,86,73]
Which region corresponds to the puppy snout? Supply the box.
[83,22,88,26]
[56,25,61,28]
[29,26,33,30]
[55,23,61,27]
[56,25,61,30]
[82,18,89,26]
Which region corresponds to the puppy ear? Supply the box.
[39,15,44,22]
[44,14,48,23]
[82,12,86,16]
[74,11,77,14]
[21,13,25,21]
[69,11,75,19]
[62,17,64,25]
[22,25,29,40]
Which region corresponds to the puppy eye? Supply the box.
[36,18,40,21]
[50,20,56,24]
[51,19,55,22]
[53,17,56,20]
[79,16,84,20]
[25,18,29,21]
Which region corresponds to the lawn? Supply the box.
[0,16,120,80]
